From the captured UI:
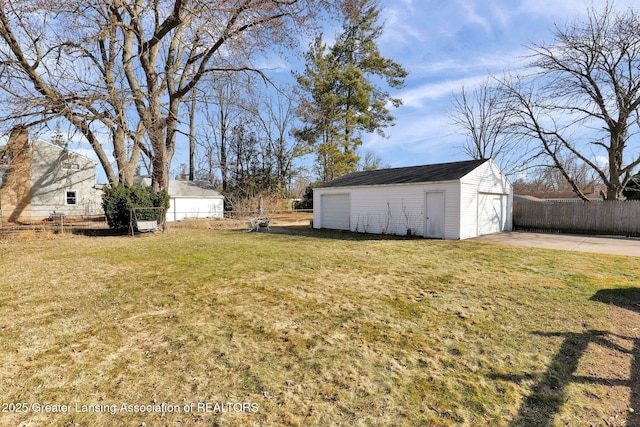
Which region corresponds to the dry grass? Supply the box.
[169,212,313,231]
[0,228,638,426]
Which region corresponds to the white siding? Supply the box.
[29,140,103,217]
[459,182,480,239]
[313,159,512,240]
[315,181,461,239]
[478,193,507,235]
[460,160,512,238]
[348,184,435,236]
[167,197,224,222]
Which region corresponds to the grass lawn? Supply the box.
[0,227,639,426]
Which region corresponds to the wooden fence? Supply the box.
[513,200,640,236]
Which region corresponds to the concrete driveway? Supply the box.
[471,231,640,257]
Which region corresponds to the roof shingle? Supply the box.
[317,159,489,188]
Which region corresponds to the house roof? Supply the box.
[141,178,223,198]
[527,189,604,201]
[168,180,223,198]
[31,138,98,165]
[317,159,490,188]
[513,194,544,202]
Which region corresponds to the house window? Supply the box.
[66,190,78,205]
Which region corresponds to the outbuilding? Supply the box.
[141,179,224,222]
[313,159,512,240]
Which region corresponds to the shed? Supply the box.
[141,179,224,222]
[313,159,512,240]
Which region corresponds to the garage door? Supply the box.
[478,193,506,235]
[321,194,350,230]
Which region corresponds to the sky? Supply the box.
[347,0,636,169]
[30,0,639,184]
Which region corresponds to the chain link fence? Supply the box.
[0,209,313,236]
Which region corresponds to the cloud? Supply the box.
[517,0,640,26]
[410,48,531,78]
[378,2,425,48]
[399,81,461,108]
[455,0,493,33]
[398,72,504,109]
[595,155,608,169]
[363,108,466,164]
[517,0,594,19]
[255,55,291,73]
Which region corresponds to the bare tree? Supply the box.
[253,87,305,195]
[198,74,307,202]
[199,75,249,192]
[503,4,640,200]
[360,150,388,170]
[451,80,518,174]
[512,154,599,195]
[0,0,334,191]
[0,3,144,185]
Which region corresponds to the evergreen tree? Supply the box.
[295,35,343,182]
[295,0,407,182]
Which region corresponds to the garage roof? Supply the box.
[140,178,223,198]
[167,180,224,198]
[318,159,489,188]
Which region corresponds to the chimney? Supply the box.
[1,126,32,223]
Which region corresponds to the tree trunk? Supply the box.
[189,90,196,181]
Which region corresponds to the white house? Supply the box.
[141,179,224,222]
[1,129,103,224]
[313,159,512,240]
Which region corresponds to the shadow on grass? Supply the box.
[591,287,640,427]
[265,225,423,241]
[491,287,640,426]
[70,227,126,237]
[61,223,425,241]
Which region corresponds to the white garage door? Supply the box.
[478,193,506,235]
[321,194,350,230]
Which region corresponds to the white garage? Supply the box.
[142,179,224,222]
[165,180,224,222]
[313,159,512,240]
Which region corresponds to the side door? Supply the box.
[425,191,445,238]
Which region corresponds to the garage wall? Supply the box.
[167,197,224,222]
[313,159,512,240]
[478,193,508,235]
[460,160,512,239]
[314,182,462,239]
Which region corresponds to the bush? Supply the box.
[102,185,170,230]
